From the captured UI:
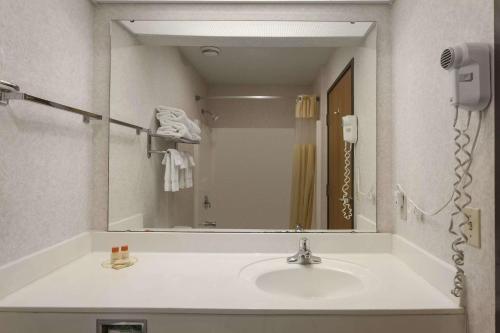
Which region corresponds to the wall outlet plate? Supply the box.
[393,186,407,221]
[464,207,481,248]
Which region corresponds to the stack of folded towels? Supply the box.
[161,149,195,192]
[156,106,201,142]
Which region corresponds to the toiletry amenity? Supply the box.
[102,245,137,270]
[121,245,129,260]
[111,246,120,264]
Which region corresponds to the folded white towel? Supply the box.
[157,122,201,142]
[156,106,201,135]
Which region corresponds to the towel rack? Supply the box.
[147,131,200,158]
[110,117,148,135]
[0,80,102,123]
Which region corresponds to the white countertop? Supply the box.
[0,252,461,315]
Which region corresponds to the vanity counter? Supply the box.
[0,251,460,315]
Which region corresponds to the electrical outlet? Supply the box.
[393,186,407,221]
[463,207,481,248]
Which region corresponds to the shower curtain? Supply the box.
[289,95,318,230]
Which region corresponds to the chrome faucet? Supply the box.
[287,237,321,265]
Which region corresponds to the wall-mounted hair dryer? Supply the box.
[440,43,491,111]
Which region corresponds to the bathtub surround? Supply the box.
[205,85,311,229]
[0,0,95,266]
[391,0,495,332]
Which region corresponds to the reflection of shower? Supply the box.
[201,109,220,121]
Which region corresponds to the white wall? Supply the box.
[109,22,207,229]
[391,1,494,332]
[0,0,95,266]
[210,128,294,229]
[313,28,377,230]
[92,4,393,233]
[201,85,309,229]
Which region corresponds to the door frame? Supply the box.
[494,0,499,330]
[326,58,355,229]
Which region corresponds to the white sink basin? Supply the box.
[239,258,376,299]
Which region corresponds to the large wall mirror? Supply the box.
[108,20,377,232]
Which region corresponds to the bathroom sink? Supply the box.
[239,258,375,299]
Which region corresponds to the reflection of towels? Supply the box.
[157,122,201,141]
[161,149,183,192]
[185,153,195,188]
[179,152,195,189]
[156,106,201,135]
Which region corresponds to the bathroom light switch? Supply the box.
[464,207,481,248]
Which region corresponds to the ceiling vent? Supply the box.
[200,46,221,57]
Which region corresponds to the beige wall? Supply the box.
[0,0,95,266]
[109,22,207,229]
[313,28,377,230]
[92,4,393,234]
[391,1,494,332]
[202,84,310,229]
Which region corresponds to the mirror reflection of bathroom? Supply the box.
[108,21,376,232]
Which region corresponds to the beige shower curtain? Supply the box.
[290,95,318,229]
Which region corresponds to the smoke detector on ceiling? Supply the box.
[200,46,221,57]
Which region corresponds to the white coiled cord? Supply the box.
[341,141,353,220]
[449,108,482,299]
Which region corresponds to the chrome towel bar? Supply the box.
[0,79,102,123]
[110,117,148,135]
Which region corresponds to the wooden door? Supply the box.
[327,60,354,229]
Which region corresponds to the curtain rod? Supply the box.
[195,95,319,101]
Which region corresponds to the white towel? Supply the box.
[178,152,188,190]
[161,149,183,192]
[185,153,195,188]
[161,153,173,191]
[156,106,201,135]
[157,122,201,142]
[178,152,195,189]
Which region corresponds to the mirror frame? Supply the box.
[106,19,378,234]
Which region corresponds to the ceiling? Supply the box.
[117,20,375,85]
[179,46,334,85]
[120,21,374,47]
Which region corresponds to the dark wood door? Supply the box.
[327,60,354,229]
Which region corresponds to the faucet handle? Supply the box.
[299,237,310,251]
